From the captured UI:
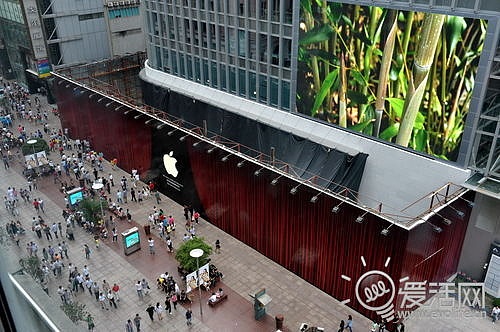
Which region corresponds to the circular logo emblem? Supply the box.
[355,270,395,312]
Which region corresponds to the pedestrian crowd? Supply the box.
[1,80,212,331]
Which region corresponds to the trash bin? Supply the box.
[144,225,151,235]
[275,314,284,330]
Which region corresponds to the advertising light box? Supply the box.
[297,2,487,161]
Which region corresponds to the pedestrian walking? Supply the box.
[84,244,91,259]
[171,293,178,310]
[51,223,59,238]
[148,237,155,255]
[33,198,40,213]
[107,290,117,309]
[39,198,45,213]
[86,314,95,331]
[154,302,164,320]
[338,320,345,332]
[102,280,110,293]
[215,239,221,253]
[133,314,141,332]
[166,237,173,253]
[92,282,100,301]
[112,227,118,242]
[62,241,69,258]
[135,280,143,299]
[146,304,155,321]
[164,297,172,315]
[99,292,108,310]
[43,225,53,241]
[2,155,9,169]
[112,283,120,301]
[85,277,93,295]
[83,265,90,278]
[186,309,193,326]
[126,320,134,332]
[346,315,353,332]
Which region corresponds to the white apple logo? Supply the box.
[163,151,179,177]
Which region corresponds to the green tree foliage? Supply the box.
[19,256,44,282]
[78,198,108,223]
[175,237,212,273]
[60,302,91,324]
[21,139,50,156]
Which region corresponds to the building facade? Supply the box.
[138,0,500,308]
[103,0,145,57]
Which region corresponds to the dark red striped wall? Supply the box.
[54,82,152,174]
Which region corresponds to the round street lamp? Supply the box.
[91,182,105,219]
[189,248,204,316]
[27,139,38,166]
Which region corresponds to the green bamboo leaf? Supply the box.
[353,29,373,46]
[347,90,368,105]
[327,2,343,22]
[307,49,340,65]
[412,129,427,151]
[430,94,442,116]
[300,0,312,15]
[380,123,400,140]
[298,47,309,62]
[299,24,335,46]
[362,105,375,136]
[349,120,374,132]
[311,69,339,116]
[414,112,425,130]
[446,16,467,59]
[341,14,353,29]
[373,48,383,57]
[386,98,405,118]
[350,70,366,86]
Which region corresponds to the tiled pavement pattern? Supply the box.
[1,90,498,332]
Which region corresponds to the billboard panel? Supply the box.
[297,2,487,161]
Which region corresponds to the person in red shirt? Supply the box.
[148,181,155,192]
[112,283,120,301]
[193,211,200,224]
[33,199,40,212]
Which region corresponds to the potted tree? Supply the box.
[175,237,213,276]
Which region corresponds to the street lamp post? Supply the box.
[26,139,38,166]
[189,248,204,316]
[91,182,104,220]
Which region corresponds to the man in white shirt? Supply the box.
[207,293,217,304]
[148,238,155,255]
[135,280,143,298]
[492,306,500,323]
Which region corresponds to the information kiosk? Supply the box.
[122,227,141,255]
